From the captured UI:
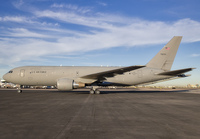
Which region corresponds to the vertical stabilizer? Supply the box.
[146,36,182,71]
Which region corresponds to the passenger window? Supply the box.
[8,71,13,73]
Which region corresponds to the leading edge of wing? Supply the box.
[81,65,145,80]
[158,68,195,76]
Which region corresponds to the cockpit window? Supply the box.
[8,71,13,73]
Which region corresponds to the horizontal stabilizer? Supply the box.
[158,68,194,76]
[81,65,145,79]
[139,75,191,86]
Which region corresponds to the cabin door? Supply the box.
[20,69,25,77]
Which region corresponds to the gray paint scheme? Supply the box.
[3,36,194,91]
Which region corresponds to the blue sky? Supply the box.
[0,0,199,86]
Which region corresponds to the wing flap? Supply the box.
[81,65,145,79]
[158,68,194,76]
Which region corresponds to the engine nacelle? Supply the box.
[57,78,85,91]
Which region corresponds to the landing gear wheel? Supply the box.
[17,85,23,93]
[17,89,22,93]
[95,89,100,94]
[89,86,101,94]
[90,89,95,94]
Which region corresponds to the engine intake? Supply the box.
[57,78,85,91]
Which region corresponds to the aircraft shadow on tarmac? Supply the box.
[51,89,190,94]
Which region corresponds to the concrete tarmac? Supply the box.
[0,88,200,139]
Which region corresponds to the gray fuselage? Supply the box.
[3,66,171,86]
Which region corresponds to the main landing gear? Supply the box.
[90,86,101,94]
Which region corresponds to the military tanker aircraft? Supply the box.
[3,36,194,94]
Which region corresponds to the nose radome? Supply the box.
[3,73,9,82]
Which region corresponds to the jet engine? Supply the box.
[57,78,85,91]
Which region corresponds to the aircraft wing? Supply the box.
[81,65,145,80]
[158,68,194,76]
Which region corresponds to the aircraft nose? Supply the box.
[3,73,10,82]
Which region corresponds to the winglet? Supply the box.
[146,36,182,71]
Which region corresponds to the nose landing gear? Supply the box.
[17,85,23,93]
